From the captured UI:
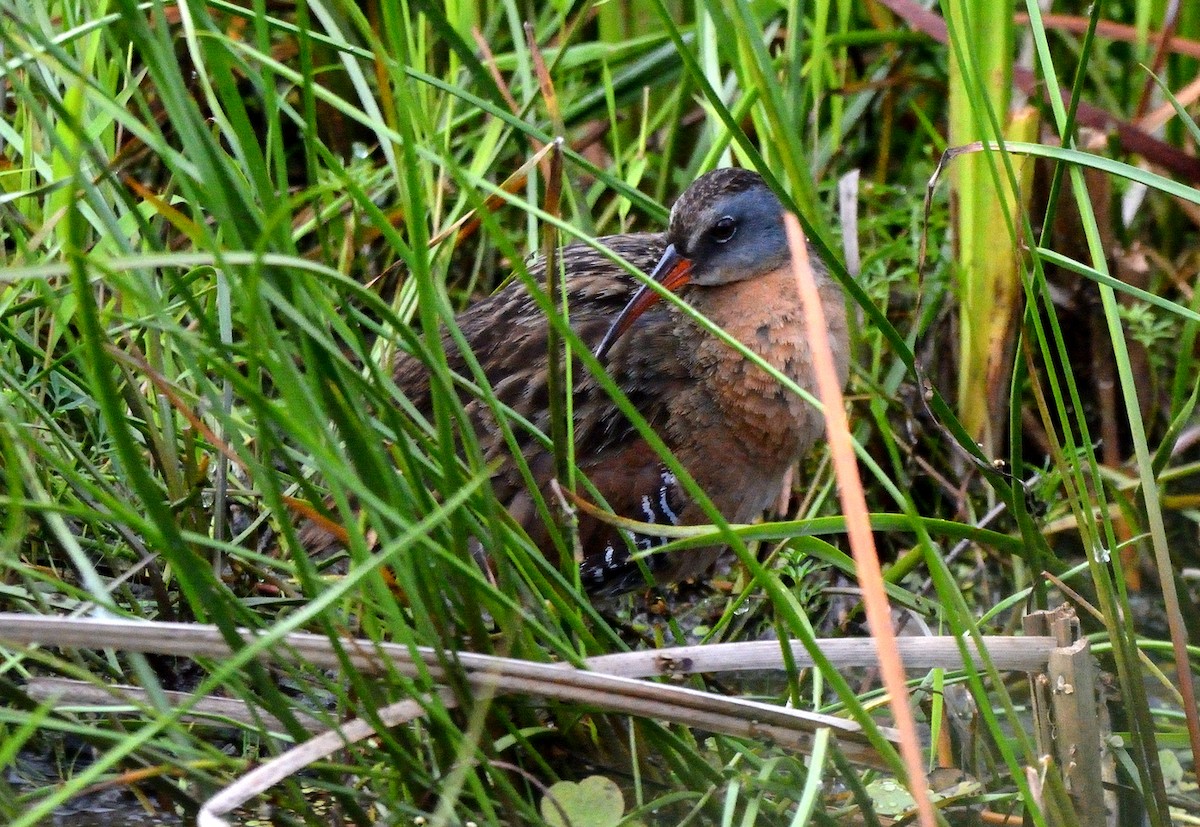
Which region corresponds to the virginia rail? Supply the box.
[385,167,851,595]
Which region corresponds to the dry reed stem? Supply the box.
[784,214,936,827]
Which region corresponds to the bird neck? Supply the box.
[664,266,849,514]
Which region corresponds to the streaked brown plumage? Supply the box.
[387,168,851,595]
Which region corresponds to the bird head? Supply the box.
[665,167,788,286]
[595,168,787,360]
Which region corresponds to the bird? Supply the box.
[376,167,851,596]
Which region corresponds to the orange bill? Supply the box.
[594,243,693,360]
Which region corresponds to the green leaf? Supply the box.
[541,776,626,827]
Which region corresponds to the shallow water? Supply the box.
[9,750,184,827]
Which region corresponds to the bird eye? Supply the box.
[709,216,737,244]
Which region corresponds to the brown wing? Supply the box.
[395,233,666,403]
[391,232,709,590]
[392,231,680,479]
